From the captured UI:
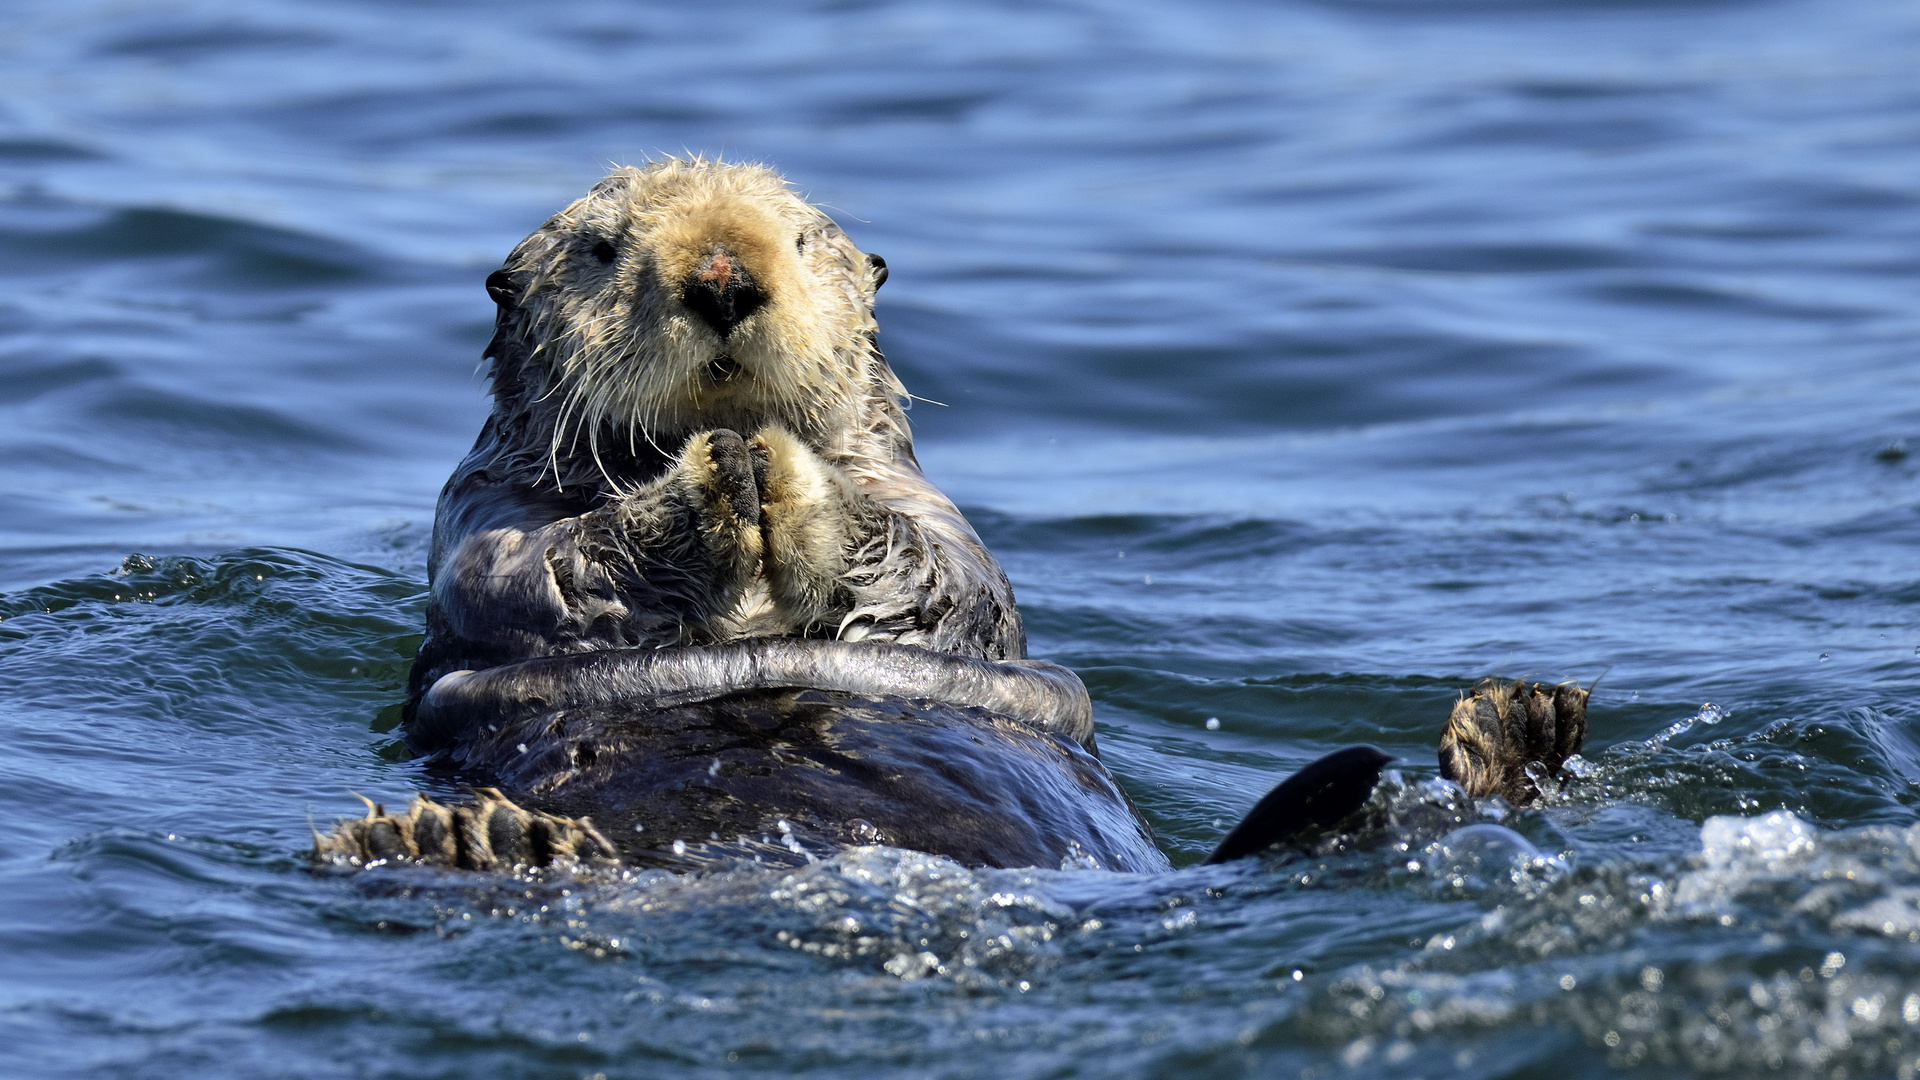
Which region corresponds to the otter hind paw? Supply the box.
[1437,678,1589,805]
[313,789,621,872]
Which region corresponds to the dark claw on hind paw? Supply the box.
[313,789,622,871]
[1436,678,1588,805]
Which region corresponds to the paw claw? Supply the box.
[312,790,624,872]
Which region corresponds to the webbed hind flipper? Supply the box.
[1436,677,1589,805]
[1204,745,1394,864]
[313,788,621,871]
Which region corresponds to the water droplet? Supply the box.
[1819,652,1832,662]
[633,822,644,833]
[672,839,687,855]
[516,742,528,753]
[1204,717,1220,731]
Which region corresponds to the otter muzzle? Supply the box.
[682,251,766,338]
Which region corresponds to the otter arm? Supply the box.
[444,460,1030,667]
[415,429,1026,697]
[834,453,1028,662]
[414,432,764,692]
[430,511,694,656]
[737,427,1019,662]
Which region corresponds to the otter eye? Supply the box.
[866,252,888,290]
[591,240,617,265]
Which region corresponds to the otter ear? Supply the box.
[865,253,888,290]
[485,269,519,308]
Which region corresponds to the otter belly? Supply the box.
[433,686,1166,873]
[318,641,1167,873]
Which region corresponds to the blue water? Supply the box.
[4,0,1920,1076]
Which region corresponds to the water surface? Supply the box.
[3,0,1920,1076]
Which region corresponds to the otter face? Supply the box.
[489,158,889,477]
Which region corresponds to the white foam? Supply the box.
[1673,811,1818,913]
[1698,810,1818,873]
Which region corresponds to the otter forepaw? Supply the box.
[1437,678,1588,805]
[751,424,857,626]
[313,789,621,872]
[675,428,765,577]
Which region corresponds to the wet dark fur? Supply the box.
[323,688,1161,872]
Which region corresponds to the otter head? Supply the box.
[483,158,894,489]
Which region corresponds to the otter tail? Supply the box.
[1203,745,1394,864]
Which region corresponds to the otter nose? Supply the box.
[681,251,766,338]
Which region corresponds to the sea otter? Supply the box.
[315,159,1583,874]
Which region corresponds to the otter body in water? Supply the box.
[317,160,1583,874]
[323,159,1174,872]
